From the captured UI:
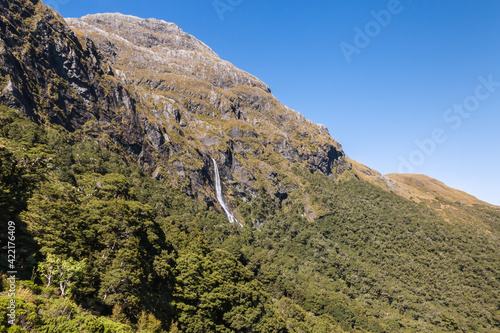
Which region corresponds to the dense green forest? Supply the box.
[1,106,500,332]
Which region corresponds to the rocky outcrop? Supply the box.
[1,0,122,127]
[0,1,349,222]
[0,0,161,171]
[66,13,270,93]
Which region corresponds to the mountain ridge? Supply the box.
[1,0,495,223]
[1,1,350,224]
[351,159,497,207]
[2,1,500,331]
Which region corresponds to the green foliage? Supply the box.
[0,107,285,332]
[1,106,500,332]
[38,253,86,297]
[21,182,84,256]
[0,148,28,221]
[0,107,45,279]
[245,171,500,332]
[238,186,279,227]
[0,291,134,333]
[137,311,163,333]
[173,249,286,332]
[276,297,347,333]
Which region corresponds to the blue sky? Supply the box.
[52,0,500,205]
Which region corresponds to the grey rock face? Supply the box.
[66,13,270,92]
[0,0,349,222]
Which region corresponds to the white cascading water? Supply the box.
[212,158,242,227]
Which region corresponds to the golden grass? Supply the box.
[351,158,499,229]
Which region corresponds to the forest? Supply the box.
[1,105,500,332]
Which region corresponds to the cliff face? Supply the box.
[0,0,149,163]
[0,0,349,221]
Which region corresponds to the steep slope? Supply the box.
[0,1,349,224]
[0,0,140,129]
[351,160,490,206]
[385,173,492,206]
[2,107,499,331]
[2,1,500,332]
[0,106,293,332]
[0,0,155,166]
[352,159,500,233]
[64,13,349,215]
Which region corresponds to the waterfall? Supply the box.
[212,158,242,227]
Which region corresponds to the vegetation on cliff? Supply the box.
[1,1,500,332]
[1,106,499,332]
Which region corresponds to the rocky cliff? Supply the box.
[0,0,149,163]
[0,0,349,223]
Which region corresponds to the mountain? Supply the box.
[352,160,500,231]
[63,13,350,216]
[352,160,489,206]
[1,0,349,224]
[1,1,500,332]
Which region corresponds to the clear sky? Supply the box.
[52,0,500,206]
